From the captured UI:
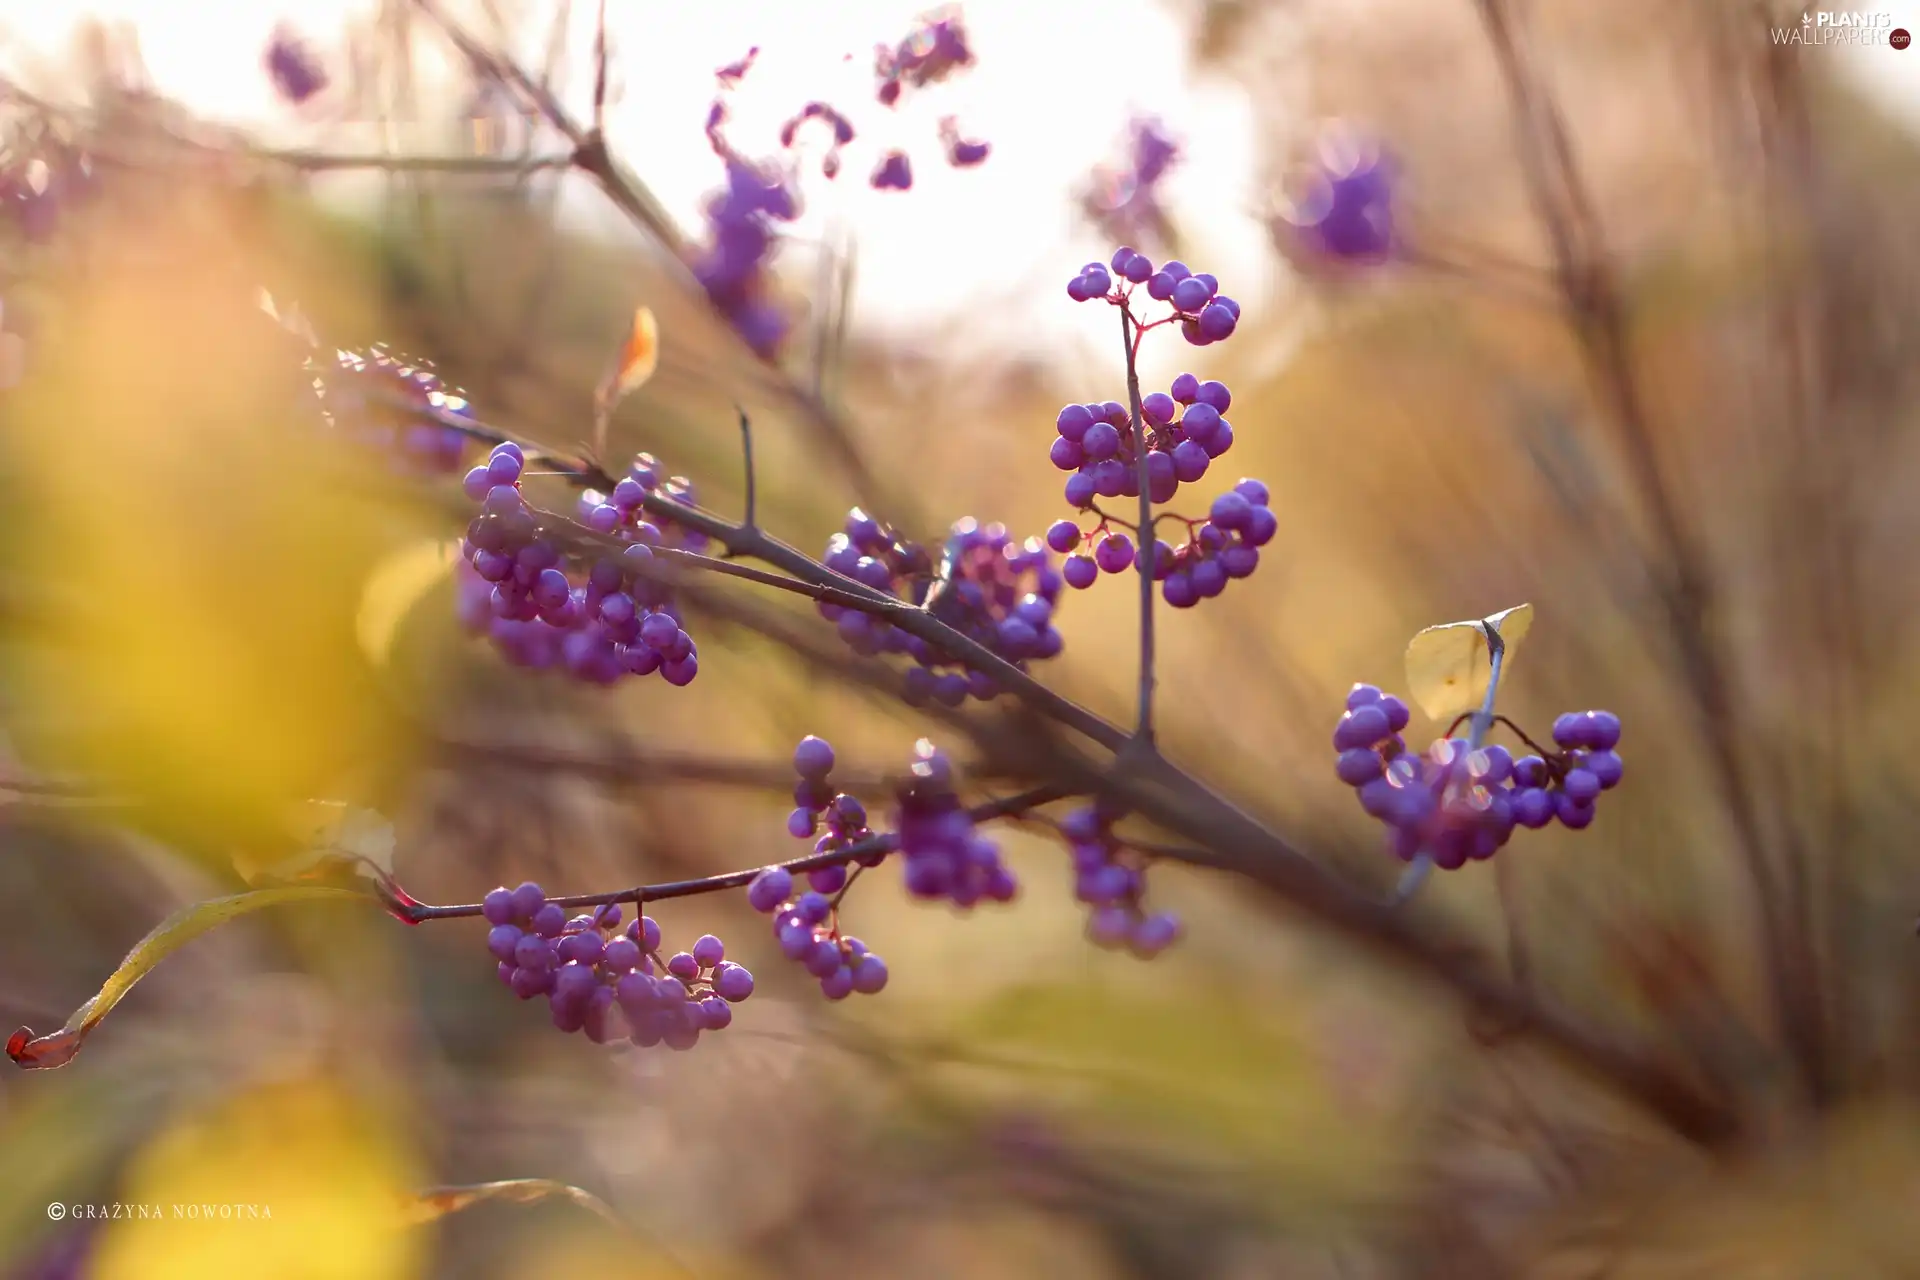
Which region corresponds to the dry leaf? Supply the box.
[592,305,659,456]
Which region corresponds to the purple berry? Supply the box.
[482,888,514,926]
[1561,768,1601,804]
[508,882,545,922]
[793,735,835,780]
[487,925,523,963]
[714,963,755,1001]
[747,866,793,913]
[1334,704,1392,751]
[1586,749,1624,790]
[1336,747,1385,787]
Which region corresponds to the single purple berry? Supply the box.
[714,963,755,1001]
[747,866,793,913]
[487,925,523,963]
[793,735,835,780]
[508,882,545,922]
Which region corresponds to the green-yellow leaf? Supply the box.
[398,1179,628,1231]
[6,887,368,1069]
[355,538,461,668]
[1403,603,1533,721]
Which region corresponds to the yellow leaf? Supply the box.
[1403,603,1533,721]
[354,538,461,668]
[90,1077,421,1280]
[6,887,369,1069]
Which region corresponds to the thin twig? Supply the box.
[393,786,1064,920]
[1120,305,1157,751]
[736,405,757,531]
[590,0,610,134]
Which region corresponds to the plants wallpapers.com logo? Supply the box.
[1772,10,1911,45]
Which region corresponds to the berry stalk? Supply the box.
[1120,305,1156,749]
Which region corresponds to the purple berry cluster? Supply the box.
[874,8,974,107]
[820,511,1066,706]
[456,443,701,685]
[1081,116,1179,250]
[747,864,892,1000]
[307,345,474,473]
[1059,804,1181,957]
[1276,133,1394,266]
[1045,248,1273,609]
[264,25,327,105]
[871,150,913,191]
[1333,685,1625,869]
[785,735,884,893]
[1069,250,1241,346]
[691,97,802,359]
[1046,372,1237,508]
[779,101,857,179]
[939,117,991,168]
[892,739,1017,907]
[484,882,755,1049]
[1045,430,1272,609]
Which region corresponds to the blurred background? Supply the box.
[1,0,1918,1276]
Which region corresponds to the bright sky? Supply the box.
[0,0,1277,375]
[3,1,1915,372]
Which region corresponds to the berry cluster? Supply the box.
[484,882,755,1049]
[692,97,802,359]
[871,151,913,192]
[1150,479,1276,609]
[747,866,892,1000]
[892,739,1017,907]
[1059,804,1181,957]
[1333,685,1624,868]
[1276,135,1394,265]
[820,511,1066,706]
[939,117,991,168]
[874,9,974,106]
[264,25,327,105]
[1044,249,1274,609]
[457,443,701,685]
[1047,374,1237,509]
[308,345,475,474]
[1081,116,1180,251]
[785,735,884,894]
[779,101,856,179]
[1068,249,1241,346]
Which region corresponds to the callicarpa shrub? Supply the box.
[4,8,1642,1125]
